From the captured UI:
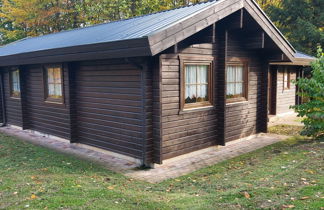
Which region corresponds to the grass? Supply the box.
[268,124,304,136]
[0,131,323,209]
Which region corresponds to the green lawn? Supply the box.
[0,131,323,209]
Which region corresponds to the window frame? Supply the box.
[180,55,214,111]
[226,58,249,104]
[9,68,21,99]
[43,64,64,104]
[283,68,290,90]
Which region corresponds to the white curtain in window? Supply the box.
[227,65,243,97]
[185,65,197,100]
[197,65,208,99]
[227,66,235,96]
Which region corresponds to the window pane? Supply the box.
[284,69,289,88]
[55,84,62,97]
[236,66,243,82]
[197,65,208,84]
[10,70,20,96]
[226,65,245,99]
[47,68,54,83]
[184,64,210,105]
[186,65,197,84]
[54,68,62,84]
[227,66,235,83]
[185,85,197,104]
[48,84,55,96]
[197,84,208,102]
[235,82,243,96]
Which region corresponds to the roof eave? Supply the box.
[0,37,151,67]
[270,57,315,66]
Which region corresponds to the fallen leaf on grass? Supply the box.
[31,194,37,199]
[300,196,310,200]
[107,186,114,190]
[282,204,295,209]
[305,170,315,174]
[240,191,251,199]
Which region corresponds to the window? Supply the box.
[180,58,213,110]
[9,69,21,98]
[44,65,63,103]
[226,61,248,103]
[283,68,290,89]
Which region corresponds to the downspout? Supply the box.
[0,73,7,127]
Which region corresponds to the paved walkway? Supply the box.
[0,126,287,183]
[126,133,287,183]
[269,112,303,127]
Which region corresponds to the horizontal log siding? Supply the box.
[75,59,144,159]
[276,67,296,114]
[25,65,71,139]
[3,70,22,127]
[225,31,267,142]
[161,43,218,160]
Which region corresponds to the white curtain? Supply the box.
[185,65,208,102]
[227,65,243,97]
[185,65,197,100]
[12,70,20,92]
[197,65,208,100]
[47,68,62,98]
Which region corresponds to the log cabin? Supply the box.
[0,0,315,166]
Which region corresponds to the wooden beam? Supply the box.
[215,23,227,146]
[220,9,244,31]
[149,0,243,55]
[19,67,29,130]
[244,31,265,49]
[243,0,295,61]
[267,53,290,62]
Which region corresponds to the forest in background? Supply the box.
[0,0,323,55]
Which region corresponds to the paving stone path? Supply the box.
[0,126,287,183]
[126,133,287,183]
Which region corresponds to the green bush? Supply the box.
[291,47,324,139]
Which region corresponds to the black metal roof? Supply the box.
[0,0,315,66]
[0,0,217,57]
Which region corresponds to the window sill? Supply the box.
[44,100,64,106]
[226,100,248,107]
[179,105,215,114]
[10,96,21,100]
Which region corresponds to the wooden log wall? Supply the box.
[3,70,23,127]
[225,30,268,142]
[74,59,147,161]
[276,66,297,114]
[24,65,71,139]
[159,43,219,160]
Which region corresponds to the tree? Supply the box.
[267,0,324,55]
[291,47,324,139]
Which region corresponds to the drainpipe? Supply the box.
[0,73,7,127]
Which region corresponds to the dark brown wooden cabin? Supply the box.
[0,0,314,166]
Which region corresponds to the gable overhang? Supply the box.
[0,0,300,67]
[148,0,296,62]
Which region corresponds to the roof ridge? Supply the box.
[6,0,218,44]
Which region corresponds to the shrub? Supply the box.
[291,47,324,139]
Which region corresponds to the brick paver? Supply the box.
[125,134,287,183]
[0,126,287,183]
